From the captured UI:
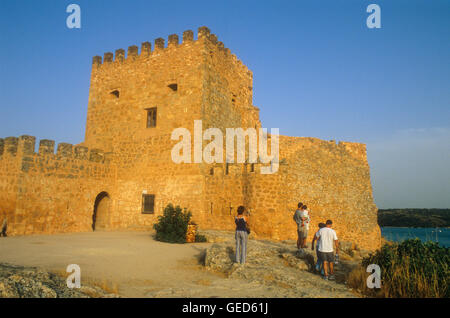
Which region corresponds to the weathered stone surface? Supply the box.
[281,253,311,271]
[0,264,119,298]
[205,239,314,278]
[203,233,358,298]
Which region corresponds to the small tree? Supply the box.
[153,204,192,243]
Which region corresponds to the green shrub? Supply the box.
[153,204,192,243]
[361,239,449,297]
[195,234,207,243]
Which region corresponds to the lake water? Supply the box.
[381,227,450,247]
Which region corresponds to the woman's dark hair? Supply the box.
[237,206,245,215]
[302,205,307,210]
[298,202,303,208]
[318,223,326,228]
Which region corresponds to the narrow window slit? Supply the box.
[146,107,157,128]
[168,83,178,92]
[110,90,120,98]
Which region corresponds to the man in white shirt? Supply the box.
[315,219,339,280]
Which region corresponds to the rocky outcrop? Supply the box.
[203,235,361,298]
[0,264,119,298]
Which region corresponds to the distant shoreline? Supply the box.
[378,209,450,228]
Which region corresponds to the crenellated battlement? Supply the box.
[0,135,112,164]
[91,26,250,76]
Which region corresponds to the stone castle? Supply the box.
[0,27,381,250]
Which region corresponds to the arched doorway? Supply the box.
[92,192,111,231]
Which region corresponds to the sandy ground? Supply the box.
[0,231,357,298]
[0,231,286,297]
[0,231,216,297]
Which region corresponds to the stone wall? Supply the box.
[0,137,21,229]
[242,136,380,251]
[105,133,207,230]
[0,135,115,235]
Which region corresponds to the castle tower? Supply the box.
[84,26,260,152]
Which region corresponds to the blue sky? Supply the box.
[0,0,449,208]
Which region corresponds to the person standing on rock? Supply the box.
[311,222,326,273]
[300,205,310,248]
[293,202,305,250]
[315,219,339,280]
[235,206,249,264]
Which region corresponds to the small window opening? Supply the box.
[142,194,155,214]
[250,163,255,172]
[146,107,157,128]
[110,90,120,98]
[210,168,214,175]
[168,83,178,92]
[226,163,229,175]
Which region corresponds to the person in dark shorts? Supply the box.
[315,219,339,280]
[311,222,326,272]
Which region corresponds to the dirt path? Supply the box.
[0,231,358,297]
[0,231,211,297]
